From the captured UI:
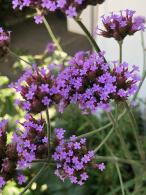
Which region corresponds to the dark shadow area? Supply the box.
[0,10,91,81]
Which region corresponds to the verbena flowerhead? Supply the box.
[52,128,105,185]
[96,10,146,41]
[110,61,140,101]
[11,66,61,114]
[12,0,105,22]
[0,27,10,57]
[56,51,140,113]
[56,51,112,113]
[0,120,23,189]
[13,114,48,169]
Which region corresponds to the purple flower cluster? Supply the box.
[0,120,26,189]
[0,115,49,189]
[96,10,145,41]
[13,114,48,169]
[11,66,61,114]
[110,61,140,101]
[12,0,105,21]
[52,128,105,185]
[56,51,140,113]
[0,27,10,57]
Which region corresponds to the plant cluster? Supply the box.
[0,0,146,194]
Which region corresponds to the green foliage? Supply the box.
[0,76,17,117]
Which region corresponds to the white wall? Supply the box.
[96,0,146,100]
[67,6,98,35]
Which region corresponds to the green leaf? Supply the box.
[0,76,9,86]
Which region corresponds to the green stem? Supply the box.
[109,150,125,195]
[77,106,123,139]
[133,32,146,100]
[8,49,32,66]
[94,128,114,153]
[74,17,106,59]
[19,163,47,195]
[77,122,112,139]
[141,31,146,72]
[46,108,51,156]
[118,41,123,63]
[115,103,118,126]
[115,162,125,195]
[36,9,63,52]
[133,70,146,101]
[96,155,144,165]
[107,112,132,159]
[78,108,128,139]
[124,102,145,160]
[77,109,127,149]
[42,16,63,52]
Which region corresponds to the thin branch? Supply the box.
[19,163,47,195]
[133,31,146,100]
[74,17,107,64]
[107,112,132,159]
[77,107,127,140]
[77,122,112,139]
[115,162,125,195]
[118,40,123,63]
[46,108,51,156]
[36,9,63,52]
[95,155,145,165]
[8,49,32,66]
[124,101,145,160]
[94,128,114,153]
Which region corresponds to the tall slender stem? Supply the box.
[96,155,144,165]
[42,16,63,52]
[141,31,146,73]
[8,49,32,66]
[94,128,114,153]
[75,17,106,60]
[77,108,127,140]
[46,108,51,156]
[124,102,145,160]
[36,9,63,52]
[109,150,125,195]
[118,41,123,63]
[19,163,47,195]
[77,122,112,139]
[115,162,125,195]
[107,112,132,159]
[133,70,146,101]
[133,32,146,100]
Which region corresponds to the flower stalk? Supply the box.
[46,108,51,156]
[8,49,32,66]
[94,127,114,153]
[118,41,123,63]
[124,101,145,160]
[74,17,103,54]
[19,163,47,195]
[36,9,63,52]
